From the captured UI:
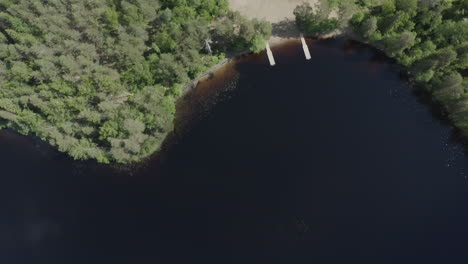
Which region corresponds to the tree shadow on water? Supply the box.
[271,19,301,39]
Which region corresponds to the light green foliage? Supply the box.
[250,35,266,53]
[350,12,365,25]
[399,40,436,66]
[0,0,267,163]
[376,0,395,15]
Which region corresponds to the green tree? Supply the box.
[382,31,417,56]
[0,0,262,163]
[249,35,265,53]
[292,0,467,137]
[293,2,339,35]
[360,16,378,39]
[433,73,464,102]
[395,0,418,15]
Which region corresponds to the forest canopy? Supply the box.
[0,0,272,163]
[294,0,467,135]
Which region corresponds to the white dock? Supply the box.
[300,35,311,60]
[266,42,276,66]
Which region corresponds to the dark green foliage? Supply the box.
[0,0,271,163]
[294,2,339,35]
[212,11,272,53]
[359,16,379,38]
[395,0,418,15]
[294,2,315,29]
[454,43,468,70]
[433,73,464,102]
[295,0,468,136]
[381,31,417,56]
[378,11,414,34]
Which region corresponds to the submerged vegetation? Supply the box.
[0,0,271,163]
[295,0,467,134]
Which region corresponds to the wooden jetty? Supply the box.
[300,34,311,60]
[266,42,276,66]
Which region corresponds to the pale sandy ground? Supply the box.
[229,0,318,23]
[229,0,319,46]
[185,1,320,90]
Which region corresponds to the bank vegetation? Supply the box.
[294,0,467,136]
[0,0,271,163]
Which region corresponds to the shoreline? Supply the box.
[182,37,301,94]
[3,34,465,168]
[184,28,375,95]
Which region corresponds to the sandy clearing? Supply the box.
[229,0,318,23]
[229,0,319,46]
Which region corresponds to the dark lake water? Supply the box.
[1,39,468,264]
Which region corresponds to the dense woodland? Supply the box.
[1,0,465,164]
[0,0,271,163]
[295,0,467,134]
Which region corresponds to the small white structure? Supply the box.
[204,39,213,54]
[266,42,276,66]
[300,34,311,60]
